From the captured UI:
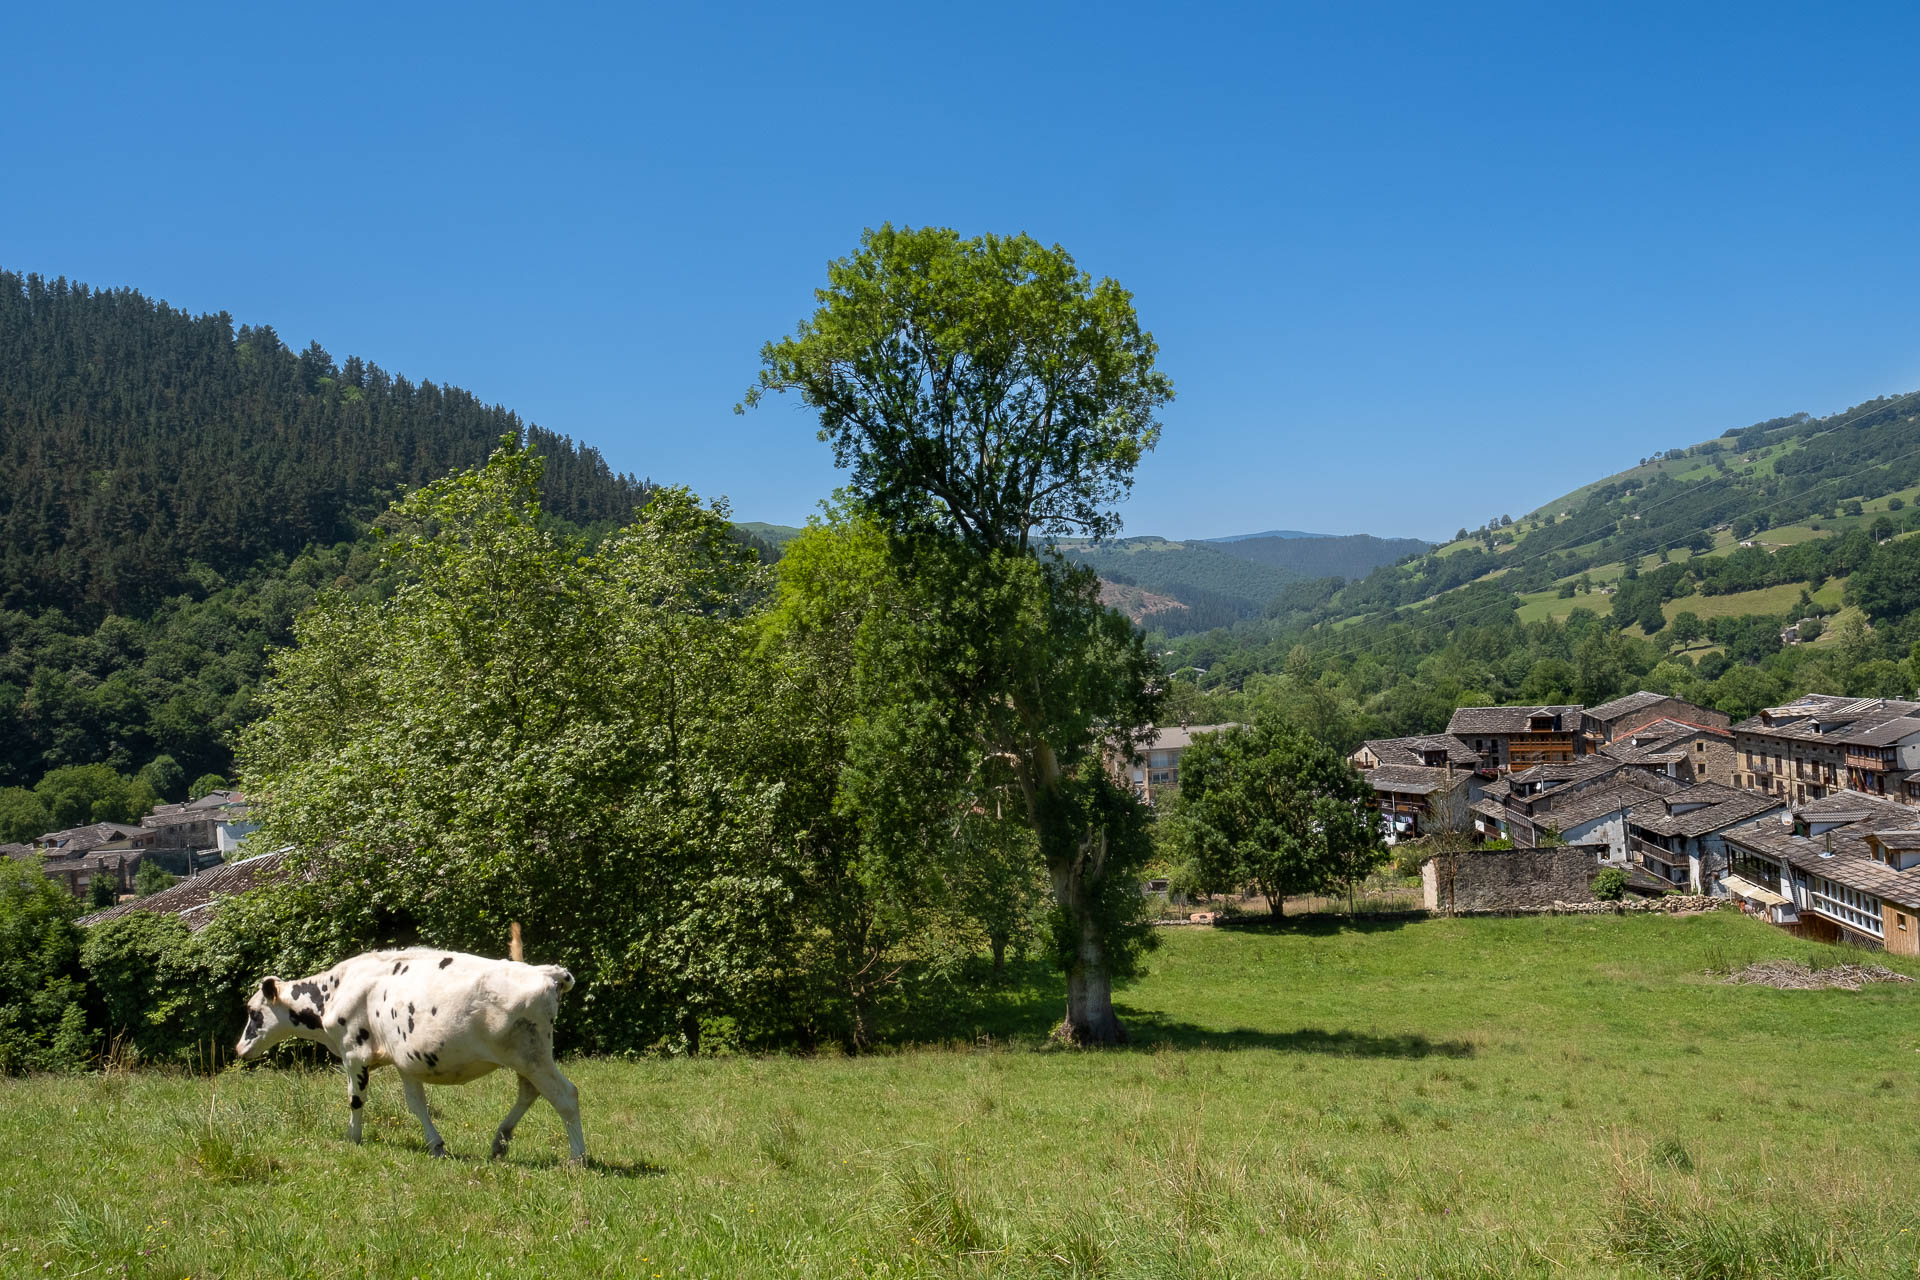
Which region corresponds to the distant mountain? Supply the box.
[1208,533,1434,580]
[1203,529,1335,542]
[1054,529,1430,636]
[734,521,805,548]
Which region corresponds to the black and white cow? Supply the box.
[235,948,585,1163]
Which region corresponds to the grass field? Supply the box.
[8,914,1920,1278]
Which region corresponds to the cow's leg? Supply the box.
[345,1058,371,1144]
[491,1074,540,1159]
[400,1074,447,1158]
[526,1062,586,1164]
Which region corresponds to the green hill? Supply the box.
[1160,390,1920,744]
[1321,393,1920,626]
[1057,532,1430,636]
[0,270,653,621]
[0,269,661,797]
[1209,532,1432,580]
[734,521,805,548]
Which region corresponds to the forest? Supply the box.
[1160,522,1920,755]
[1058,530,1429,635]
[0,271,696,801]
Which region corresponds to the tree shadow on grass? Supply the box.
[458,1152,667,1178]
[1114,1009,1475,1059]
[1213,911,1424,937]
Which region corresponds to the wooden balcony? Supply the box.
[1630,835,1685,868]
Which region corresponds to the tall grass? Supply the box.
[5,913,1920,1277]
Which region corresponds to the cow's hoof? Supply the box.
[428,1143,448,1159]
[490,1136,510,1159]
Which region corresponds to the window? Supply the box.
[1899,914,1909,932]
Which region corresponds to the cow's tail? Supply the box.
[539,964,576,996]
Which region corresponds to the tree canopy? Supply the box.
[1165,725,1385,914]
[745,226,1172,553]
[749,227,1173,1044]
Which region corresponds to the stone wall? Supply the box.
[1422,847,1608,912]
[1544,896,1725,914]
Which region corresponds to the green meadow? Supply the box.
[7,913,1920,1278]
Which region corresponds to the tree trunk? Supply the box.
[990,931,1008,975]
[1019,733,1131,1046]
[1048,846,1127,1046]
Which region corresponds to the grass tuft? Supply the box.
[894,1152,990,1254]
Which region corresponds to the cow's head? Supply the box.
[236,976,296,1060]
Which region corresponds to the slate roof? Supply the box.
[1510,759,1614,787]
[1446,704,1582,735]
[1628,784,1783,839]
[1735,696,1920,747]
[1839,716,1920,748]
[1366,765,1467,796]
[1602,741,1688,768]
[1527,763,1679,812]
[1583,691,1673,723]
[1620,717,1732,743]
[34,823,150,856]
[1542,780,1671,829]
[78,849,291,932]
[1357,735,1481,768]
[1724,793,1920,911]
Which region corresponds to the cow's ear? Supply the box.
[260,977,280,1002]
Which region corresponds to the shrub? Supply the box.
[1592,868,1628,901]
[80,912,256,1068]
[131,861,176,898]
[0,858,95,1073]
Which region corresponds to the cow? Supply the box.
[235,948,585,1163]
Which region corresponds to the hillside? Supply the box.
[0,271,654,621]
[1316,392,1920,627]
[1209,531,1432,579]
[1058,531,1430,636]
[0,269,660,796]
[1161,390,1920,747]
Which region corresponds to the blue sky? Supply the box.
[5,3,1918,542]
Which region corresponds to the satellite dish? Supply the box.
[1780,812,1794,827]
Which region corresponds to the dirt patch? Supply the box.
[1722,960,1915,991]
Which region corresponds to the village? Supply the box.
[26,688,1920,958]
[1128,690,1920,954]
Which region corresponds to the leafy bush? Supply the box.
[1591,868,1627,901]
[79,912,255,1067]
[0,858,94,1072]
[131,861,176,898]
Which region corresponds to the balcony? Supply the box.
[1630,835,1685,868]
[1846,750,1892,771]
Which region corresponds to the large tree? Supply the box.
[746,226,1174,1043]
[1164,725,1384,915]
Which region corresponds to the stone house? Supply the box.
[1732,695,1920,806]
[1601,717,1737,787]
[1349,734,1481,772]
[1446,705,1585,772]
[1363,764,1477,842]
[1721,791,1920,952]
[1580,691,1730,746]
